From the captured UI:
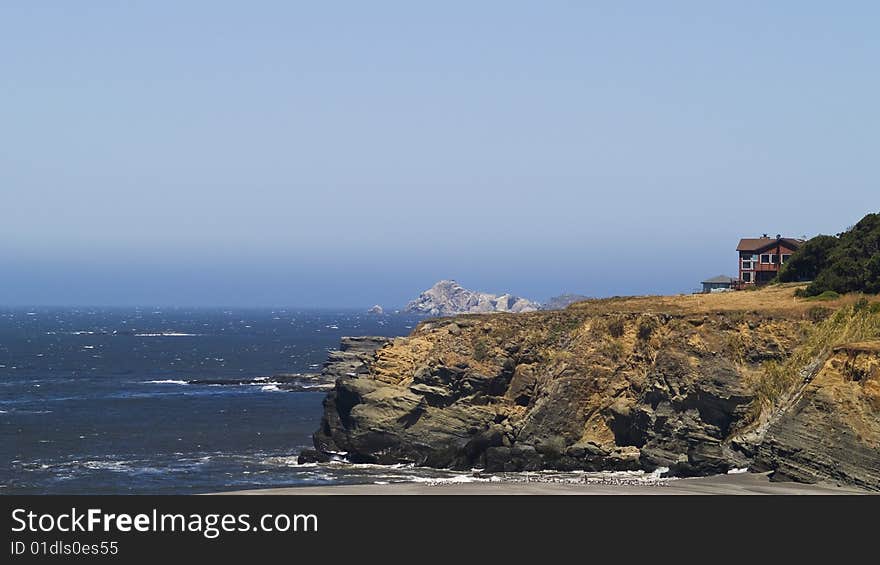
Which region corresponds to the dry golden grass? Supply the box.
[566,283,877,317]
[742,299,880,428]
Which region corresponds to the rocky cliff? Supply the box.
[751,341,880,489]
[404,280,539,316]
[308,287,880,490]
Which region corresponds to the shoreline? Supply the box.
[213,472,869,495]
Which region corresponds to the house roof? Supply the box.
[736,237,804,252]
[701,275,736,284]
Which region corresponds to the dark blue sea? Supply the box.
[0,307,483,494]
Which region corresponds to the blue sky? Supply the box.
[2,2,878,307]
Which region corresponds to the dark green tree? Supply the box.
[777,235,838,283]
[789,212,880,296]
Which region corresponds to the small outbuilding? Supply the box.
[701,275,736,293]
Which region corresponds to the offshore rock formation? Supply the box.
[309,287,880,489]
[404,280,538,316]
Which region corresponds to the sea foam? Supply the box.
[142,379,188,385]
[134,332,200,337]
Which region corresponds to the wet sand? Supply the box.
[215,472,868,495]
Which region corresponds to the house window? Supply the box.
[742,272,752,283]
[742,260,754,270]
[781,254,792,264]
[760,254,776,264]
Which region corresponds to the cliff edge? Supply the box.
[308,287,880,489]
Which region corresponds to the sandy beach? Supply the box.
[214,472,869,495]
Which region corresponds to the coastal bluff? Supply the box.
[304,287,880,490]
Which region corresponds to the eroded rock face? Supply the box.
[297,336,393,464]
[753,343,880,489]
[309,309,803,476]
[607,353,753,476]
[320,336,393,380]
[307,300,880,490]
[313,375,498,467]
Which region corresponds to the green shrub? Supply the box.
[789,212,880,296]
[598,340,625,361]
[472,338,489,361]
[606,317,625,338]
[806,306,831,322]
[637,317,657,340]
[777,235,838,283]
[807,290,841,301]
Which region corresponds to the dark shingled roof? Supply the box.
[736,237,804,252]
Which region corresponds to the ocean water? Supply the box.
[1,308,675,494]
[0,307,444,494]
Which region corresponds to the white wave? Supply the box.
[727,467,749,474]
[142,379,188,385]
[650,466,670,480]
[80,460,130,471]
[404,474,486,484]
[298,383,333,390]
[260,385,281,392]
[135,332,200,337]
[263,455,313,467]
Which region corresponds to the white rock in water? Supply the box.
[404,280,539,316]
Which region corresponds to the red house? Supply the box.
[737,235,803,285]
